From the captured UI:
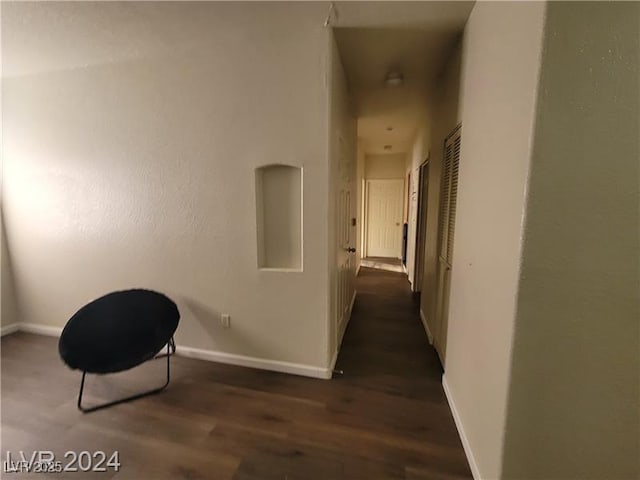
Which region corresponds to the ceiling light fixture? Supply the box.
[384,71,404,87]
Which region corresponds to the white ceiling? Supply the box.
[332,1,474,30]
[333,3,473,155]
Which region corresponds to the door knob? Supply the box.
[347,247,356,253]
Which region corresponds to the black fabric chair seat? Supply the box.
[58,289,180,412]
[59,289,179,374]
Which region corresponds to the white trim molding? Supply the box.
[329,349,339,373]
[3,323,333,380]
[19,323,63,337]
[442,375,481,480]
[419,309,434,345]
[176,345,331,379]
[0,323,20,337]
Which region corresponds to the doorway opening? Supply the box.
[332,21,466,369]
[413,159,430,290]
[364,178,404,259]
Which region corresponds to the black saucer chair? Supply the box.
[59,289,180,413]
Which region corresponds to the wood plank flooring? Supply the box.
[1,267,471,479]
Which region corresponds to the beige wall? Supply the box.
[2,2,333,373]
[1,15,19,329]
[365,153,406,179]
[442,2,546,478]
[502,2,640,478]
[255,165,303,271]
[420,35,463,354]
[1,213,20,329]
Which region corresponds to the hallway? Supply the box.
[335,267,471,478]
[1,268,471,479]
[338,266,446,387]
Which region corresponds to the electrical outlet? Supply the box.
[221,314,231,329]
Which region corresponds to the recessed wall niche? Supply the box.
[255,165,303,271]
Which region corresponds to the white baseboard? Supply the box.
[442,375,481,480]
[0,323,20,337]
[176,345,331,379]
[18,322,63,337]
[329,348,339,373]
[419,309,433,345]
[5,322,332,380]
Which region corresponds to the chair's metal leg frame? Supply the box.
[77,337,174,413]
[153,337,176,359]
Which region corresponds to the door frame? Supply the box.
[413,157,430,291]
[364,178,405,259]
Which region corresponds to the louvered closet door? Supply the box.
[434,126,461,364]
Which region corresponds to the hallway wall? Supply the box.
[442,2,547,478]
[502,2,640,478]
[419,35,463,360]
[365,154,406,180]
[1,212,20,331]
[2,49,22,332]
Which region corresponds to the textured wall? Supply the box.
[503,3,640,478]
[1,212,20,329]
[420,35,462,358]
[443,2,547,478]
[2,2,332,370]
[365,154,407,180]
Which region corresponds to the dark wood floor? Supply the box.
[1,267,471,479]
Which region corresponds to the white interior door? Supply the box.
[336,188,354,344]
[334,132,356,348]
[366,179,404,258]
